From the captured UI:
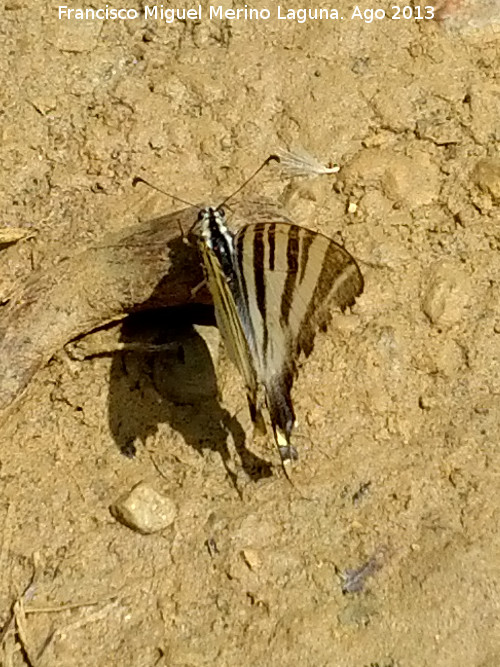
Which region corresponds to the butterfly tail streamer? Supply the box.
[265,370,298,464]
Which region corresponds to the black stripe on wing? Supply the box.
[253,225,267,351]
[252,227,265,312]
[280,225,300,327]
[268,223,276,271]
[298,231,315,285]
[295,232,363,357]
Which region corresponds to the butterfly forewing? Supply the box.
[196,234,257,396]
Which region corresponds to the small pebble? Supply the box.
[111,482,176,534]
[473,158,500,204]
[241,548,262,571]
[421,261,471,327]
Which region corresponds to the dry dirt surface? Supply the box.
[1,1,499,666]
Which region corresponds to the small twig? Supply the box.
[1,562,39,666]
[0,609,15,650]
[2,634,15,667]
[13,597,38,667]
[25,595,118,615]
[148,451,171,482]
[0,503,14,591]
[65,339,181,361]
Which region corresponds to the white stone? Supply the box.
[111,482,176,534]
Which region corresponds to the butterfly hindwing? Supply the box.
[234,221,363,451]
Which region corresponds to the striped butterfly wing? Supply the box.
[196,234,258,408]
[234,221,364,452]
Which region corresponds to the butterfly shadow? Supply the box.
[106,305,273,487]
[105,214,275,486]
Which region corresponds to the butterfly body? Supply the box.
[192,205,363,466]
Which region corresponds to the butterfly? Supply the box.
[190,163,364,469]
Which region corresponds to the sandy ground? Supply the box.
[1,1,500,665]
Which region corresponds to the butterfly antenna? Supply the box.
[218,154,280,209]
[132,176,197,238]
[132,176,196,208]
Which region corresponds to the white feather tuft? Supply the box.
[276,147,340,177]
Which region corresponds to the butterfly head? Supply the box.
[192,206,234,254]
